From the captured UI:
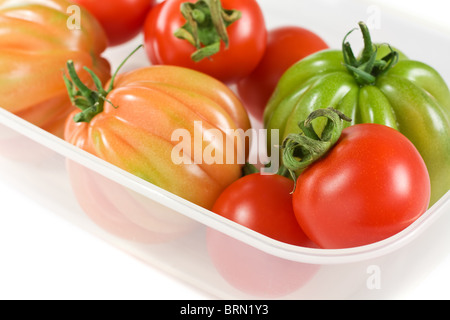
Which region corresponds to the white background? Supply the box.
[1,0,450,300]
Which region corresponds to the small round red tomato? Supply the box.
[143,0,267,84]
[72,0,156,46]
[237,26,328,121]
[284,113,431,249]
[212,173,316,246]
[206,172,318,297]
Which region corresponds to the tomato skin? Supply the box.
[264,24,450,207]
[237,26,328,121]
[212,173,316,246]
[72,0,156,46]
[143,0,267,84]
[64,65,251,210]
[0,0,110,138]
[207,173,318,297]
[292,124,431,249]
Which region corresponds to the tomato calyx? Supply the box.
[63,45,143,123]
[282,108,351,185]
[343,22,399,86]
[174,0,241,62]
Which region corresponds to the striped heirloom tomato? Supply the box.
[64,48,251,210]
[0,0,110,138]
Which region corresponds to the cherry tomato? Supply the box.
[211,173,316,246]
[288,122,431,249]
[237,26,328,121]
[143,0,267,83]
[72,0,156,46]
[206,173,318,297]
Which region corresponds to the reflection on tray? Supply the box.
[66,160,198,243]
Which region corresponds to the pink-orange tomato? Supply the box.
[64,65,251,210]
[0,0,110,138]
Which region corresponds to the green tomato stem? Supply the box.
[282,108,352,185]
[174,0,241,62]
[343,21,399,86]
[63,45,143,123]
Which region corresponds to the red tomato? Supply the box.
[237,26,328,121]
[206,173,318,297]
[143,0,267,83]
[72,0,156,46]
[291,123,431,249]
[211,173,316,246]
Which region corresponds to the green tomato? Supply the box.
[264,22,450,207]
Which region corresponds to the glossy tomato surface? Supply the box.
[72,0,156,46]
[143,0,267,83]
[237,26,328,121]
[292,124,431,249]
[264,22,450,207]
[0,0,110,138]
[212,173,316,246]
[65,65,251,210]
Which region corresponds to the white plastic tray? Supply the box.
[1,0,449,299]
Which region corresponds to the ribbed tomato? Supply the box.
[64,56,251,210]
[0,0,110,138]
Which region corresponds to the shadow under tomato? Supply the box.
[66,159,198,244]
[206,228,320,298]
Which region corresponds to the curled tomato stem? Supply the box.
[282,108,351,188]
